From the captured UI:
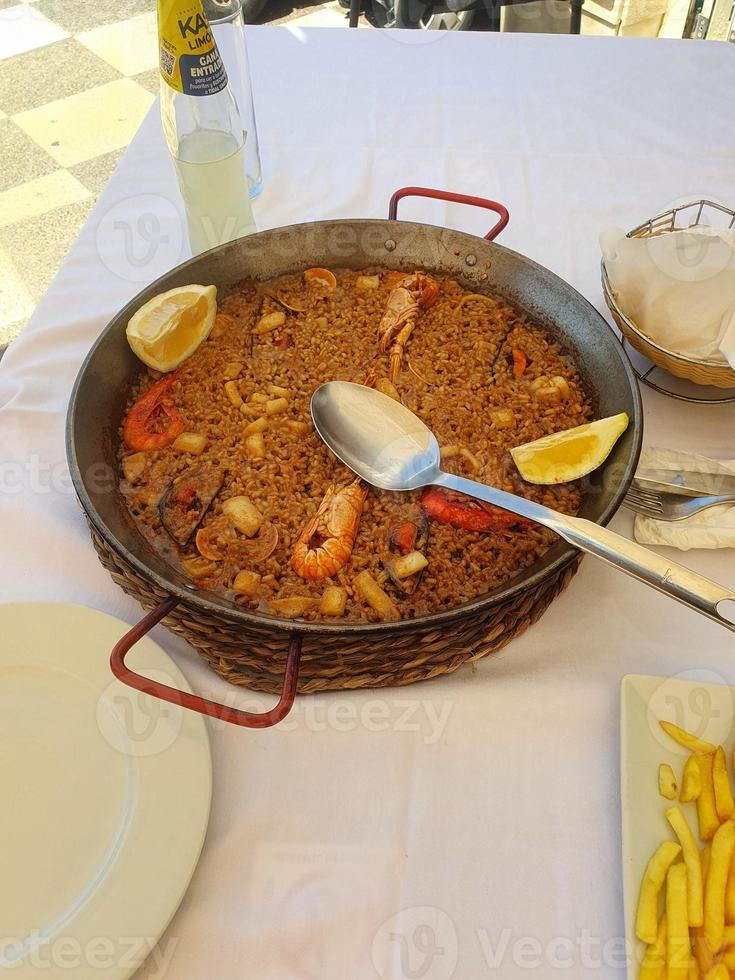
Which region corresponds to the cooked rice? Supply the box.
[119,270,592,622]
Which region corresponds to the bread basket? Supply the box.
[601,199,735,389]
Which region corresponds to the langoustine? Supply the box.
[291,479,368,580]
[377,273,440,382]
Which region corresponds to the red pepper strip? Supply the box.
[512,349,528,378]
[123,373,184,451]
[421,487,533,533]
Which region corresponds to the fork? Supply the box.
[624,484,735,522]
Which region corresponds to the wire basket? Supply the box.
[601,199,735,393]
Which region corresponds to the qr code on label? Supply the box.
[159,46,175,78]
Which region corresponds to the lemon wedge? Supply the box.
[510,412,629,485]
[126,284,217,372]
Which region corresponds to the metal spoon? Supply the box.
[311,381,735,633]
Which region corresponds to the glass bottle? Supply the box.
[157,0,257,255]
[204,0,262,197]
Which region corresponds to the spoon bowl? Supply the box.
[310,381,441,491]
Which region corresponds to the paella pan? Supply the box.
[67,188,643,724]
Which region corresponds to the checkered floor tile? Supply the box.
[0,0,357,351]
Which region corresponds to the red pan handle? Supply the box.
[388,186,509,241]
[111,597,301,728]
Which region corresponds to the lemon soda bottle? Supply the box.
[158,0,257,255]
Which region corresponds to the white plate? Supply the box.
[0,603,211,979]
[620,672,735,977]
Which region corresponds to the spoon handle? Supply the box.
[434,471,735,633]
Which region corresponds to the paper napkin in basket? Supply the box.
[633,448,735,550]
[601,226,735,369]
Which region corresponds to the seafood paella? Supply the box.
[118,268,595,623]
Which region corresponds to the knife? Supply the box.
[634,467,735,497]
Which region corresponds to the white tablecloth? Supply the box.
[1,27,734,980]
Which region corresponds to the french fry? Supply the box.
[666,862,690,980]
[703,964,730,979]
[714,747,735,821]
[693,848,714,973]
[682,755,703,803]
[726,852,735,925]
[705,820,735,952]
[722,947,735,968]
[667,807,704,927]
[639,914,666,980]
[660,721,717,755]
[660,763,679,799]
[687,959,698,980]
[636,841,683,943]
[721,924,735,946]
[692,924,715,975]
[698,754,721,841]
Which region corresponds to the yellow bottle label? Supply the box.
[158,0,228,96]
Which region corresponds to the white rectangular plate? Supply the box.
[620,672,735,977]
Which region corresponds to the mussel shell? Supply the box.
[385,508,430,597]
[159,463,225,546]
[388,509,429,556]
